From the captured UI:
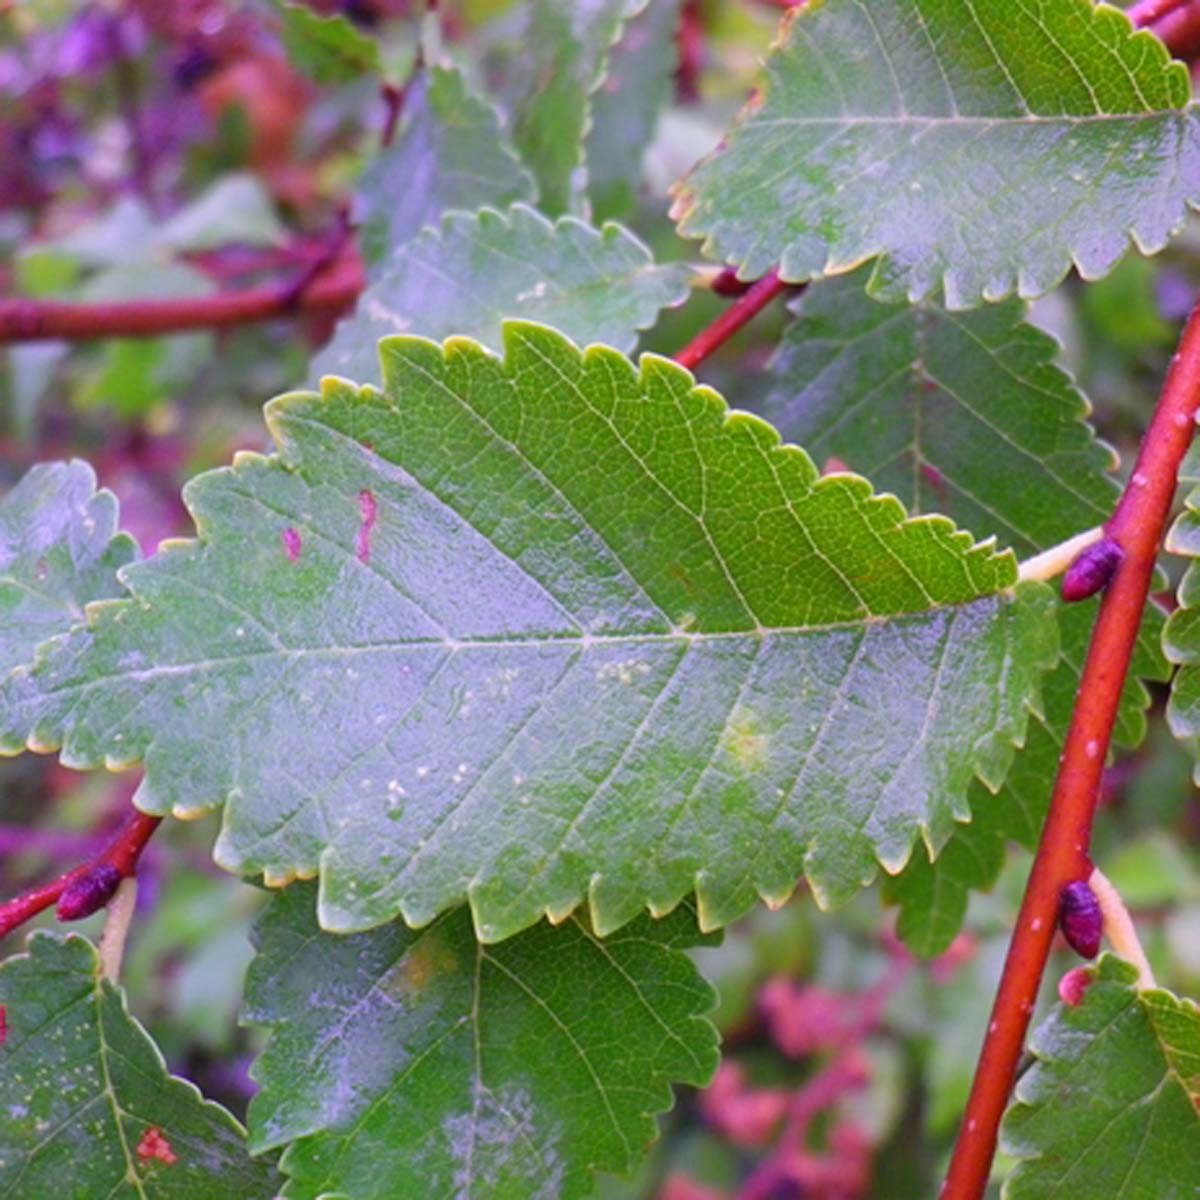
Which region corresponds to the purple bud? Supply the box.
[57,864,122,922]
[1062,538,1123,603]
[1059,880,1102,959]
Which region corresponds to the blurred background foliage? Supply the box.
[1,2,1198,1197]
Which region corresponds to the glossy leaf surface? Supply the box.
[0,933,279,1199]
[673,0,1200,306]
[1002,956,1200,1197]
[1,326,1055,940]
[245,882,718,1200]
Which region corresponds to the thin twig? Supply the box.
[0,254,363,344]
[941,296,1200,1200]
[674,271,791,370]
[0,809,161,940]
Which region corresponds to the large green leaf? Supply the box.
[509,0,647,217]
[759,272,1170,954]
[0,461,136,677]
[1002,955,1200,1197]
[586,0,682,222]
[357,64,536,272]
[672,0,1200,307]
[0,325,1056,940]
[314,204,690,384]
[0,932,280,1198]
[245,882,718,1200]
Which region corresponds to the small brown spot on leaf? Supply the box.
[282,527,302,563]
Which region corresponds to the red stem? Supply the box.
[674,271,789,370]
[1131,0,1200,60]
[941,297,1200,1199]
[0,254,364,344]
[0,809,161,940]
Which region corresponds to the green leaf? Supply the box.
[273,1,382,86]
[0,461,136,678]
[314,204,690,381]
[357,64,536,272]
[760,271,1170,954]
[1164,456,1200,775]
[887,599,1168,956]
[509,0,648,217]
[763,269,1117,560]
[244,882,718,1200]
[1,325,1056,940]
[672,0,1200,307]
[0,932,281,1199]
[1002,955,1200,1197]
[586,0,681,222]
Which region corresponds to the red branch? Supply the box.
[941,296,1200,1199]
[0,255,364,344]
[1132,0,1200,59]
[0,809,161,940]
[674,271,790,370]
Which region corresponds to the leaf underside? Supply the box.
[245,883,718,1200]
[673,0,1200,307]
[0,933,280,1199]
[1164,458,1200,775]
[0,325,1056,942]
[1002,956,1200,1198]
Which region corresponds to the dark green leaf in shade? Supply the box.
[0,326,1056,941]
[0,933,281,1199]
[759,273,1170,954]
[314,204,690,383]
[244,882,718,1200]
[509,0,647,217]
[672,0,1200,307]
[586,0,682,223]
[1002,955,1200,1197]
[357,65,536,273]
[0,461,136,678]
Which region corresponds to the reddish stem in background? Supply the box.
[0,253,363,343]
[1132,0,1200,60]
[0,809,161,940]
[674,271,790,370]
[941,297,1200,1199]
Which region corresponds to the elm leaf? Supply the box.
[673,0,1200,307]
[244,882,718,1200]
[357,64,536,273]
[314,203,690,383]
[759,271,1170,953]
[1,324,1057,940]
[509,0,648,216]
[0,461,136,678]
[1002,955,1200,1197]
[0,932,280,1199]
